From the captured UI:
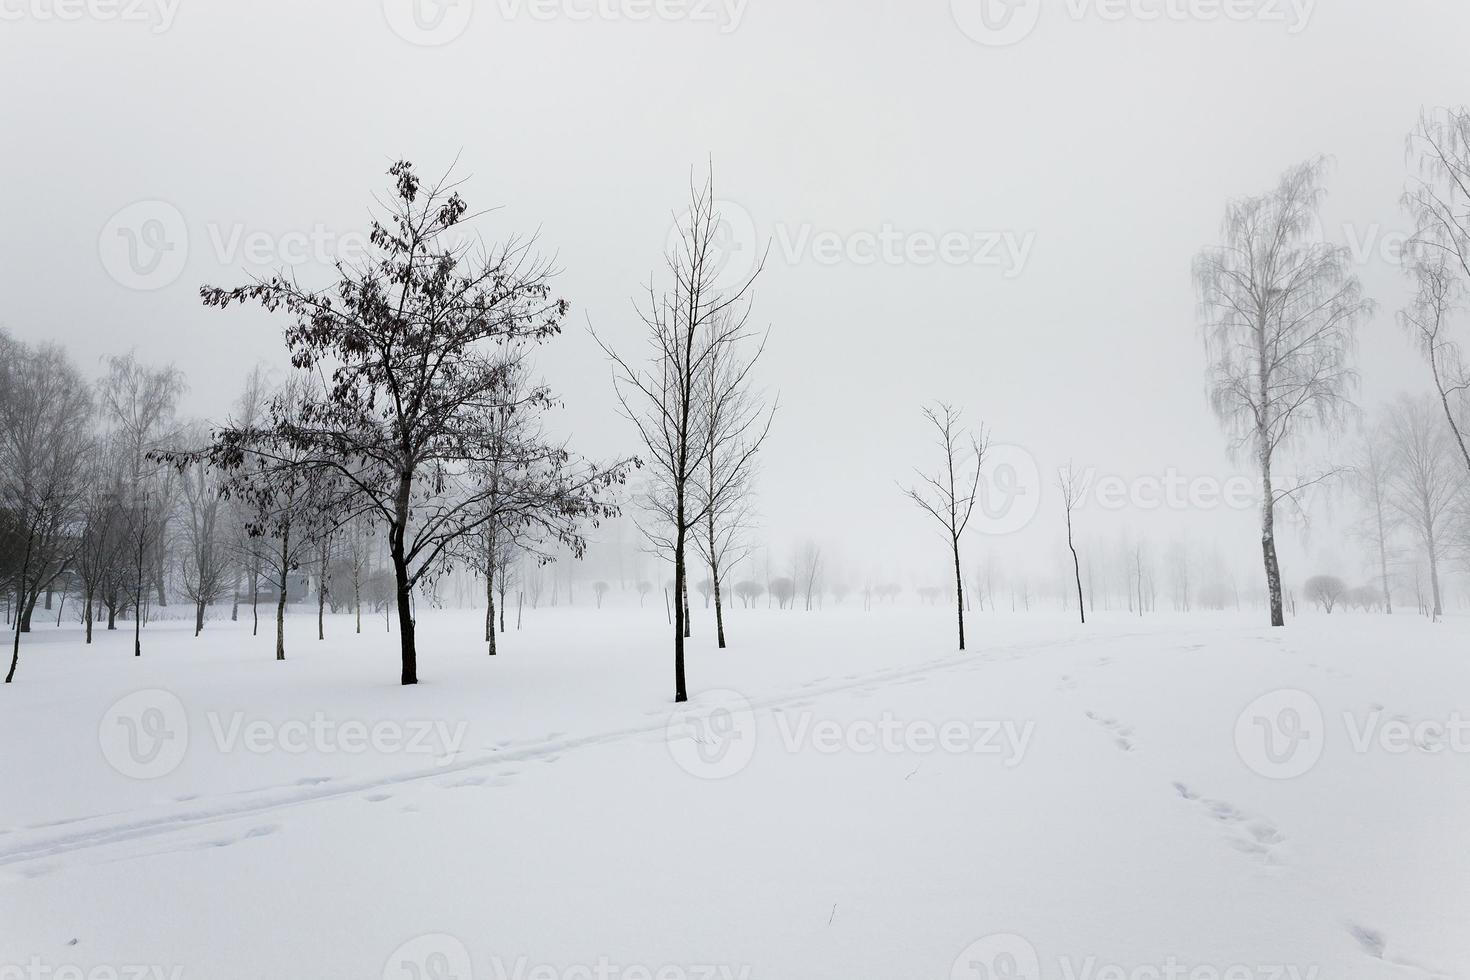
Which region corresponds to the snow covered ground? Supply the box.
[2,604,1467,980]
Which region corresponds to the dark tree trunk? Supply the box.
[673,529,687,702]
[6,525,36,683]
[275,529,289,661]
[1066,512,1085,625]
[952,535,966,650]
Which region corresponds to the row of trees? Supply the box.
[4,161,783,700]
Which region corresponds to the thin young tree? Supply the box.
[900,403,988,650]
[694,309,775,648]
[177,428,232,636]
[1194,157,1373,626]
[1057,463,1085,624]
[595,168,764,702]
[796,541,823,612]
[1349,424,1399,614]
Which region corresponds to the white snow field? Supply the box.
[2,604,1468,980]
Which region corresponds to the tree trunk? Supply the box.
[6,525,36,683]
[951,535,966,651]
[1374,497,1392,615]
[1066,513,1085,625]
[673,530,688,702]
[681,576,691,638]
[1427,529,1443,620]
[84,592,94,644]
[393,558,416,684]
[1259,451,1285,627]
[487,553,497,657]
[230,566,240,622]
[275,529,289,661]
[194,599,205,637]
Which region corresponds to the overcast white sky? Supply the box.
[2,0,1466,590]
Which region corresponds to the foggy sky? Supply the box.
[2,0,1465,590]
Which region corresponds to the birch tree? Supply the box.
[1195,157,1372,626]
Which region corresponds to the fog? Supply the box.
[3,0,1466,596]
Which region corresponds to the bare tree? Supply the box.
[796,540,823,612]
[1385,394,1461,620]
[695,309,775,648]
[1304,574,1346,613]
[595,167,764,702]
[1057,463,1085,624]
[900,403,988,650]
[1195,157,1373,626]
[177,429,232,636]
[0,336,92,682]
[1349,424,1400,614]
[101,353,186,610]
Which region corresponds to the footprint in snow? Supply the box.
[202,824,280,849]
[1173,782,1285,865]
[1086,711,1135,751]
[364,793,393,803]
[295,776,332,787]
[1344,923,1449,976]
